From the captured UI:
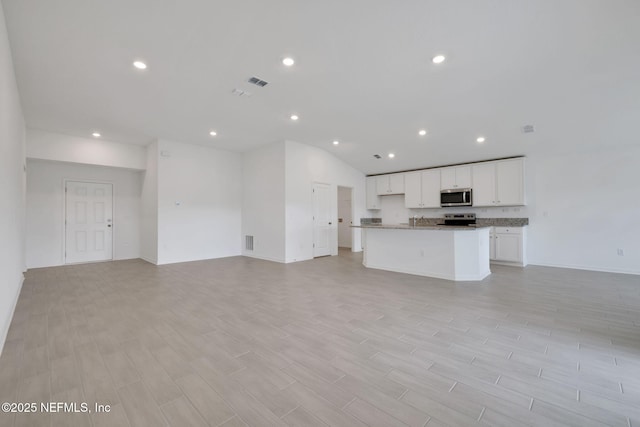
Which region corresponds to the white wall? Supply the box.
[27,128,146,170]
[0,1,26,354]
[525,146,640,274]
[285,141,365,262]
[242,141,286,262]
[369,146,640,275]
[156,139,242,265]
[140,141,158,263]
[25,160,142,268]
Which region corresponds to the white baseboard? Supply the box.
[0,274,25,357]
[491,260,527,267]
[364,263,490,282]
[242,253,287,263]
[527,261,640,276]
[285,256,314,263]
[140,256,158,265]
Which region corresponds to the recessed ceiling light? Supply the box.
[418,129,427,136]
[290,114,299,121]
[476,136,486,143]
[92,132,101,137]
[209,131,217,137]
[333,140,339,145]
[388,153,395,158]
[282,57,295,67]
[133,61,147,70]
[432,55,446,64]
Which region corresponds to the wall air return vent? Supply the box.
[245,235,254,251]
[248,76,269,87]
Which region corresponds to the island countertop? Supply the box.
[353,224,491,231]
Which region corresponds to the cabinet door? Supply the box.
[440,167,456,189]
[404,172,422,208]
[455,166,472,188]
[471,163,496,206]
[388,173,405,194]
[366,177,381,209]
[421,169,441,208]
[376,175,389,195]
[496,159,524,206]
[495,233,521,262]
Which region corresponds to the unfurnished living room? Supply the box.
[1,1,639,426]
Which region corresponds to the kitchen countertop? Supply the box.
[360,217,529,227]
[353,224,491,231]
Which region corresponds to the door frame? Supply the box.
[337,185,354,250]
[62,178,115,265]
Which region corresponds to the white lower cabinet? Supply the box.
[490,226,527,266]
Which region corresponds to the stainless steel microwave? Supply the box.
[440,188,472,207]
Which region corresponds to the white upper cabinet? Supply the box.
[440,166,471,190]
[405,169,441,208]
[472,158,524,206]
[404,172,421,208]
[471,162,496,206]
[496,159,524,206]
[376,173,405,195]
[366,176,381,210]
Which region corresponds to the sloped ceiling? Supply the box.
[3,0,640,174]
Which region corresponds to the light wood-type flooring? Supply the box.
[1,249,639,427]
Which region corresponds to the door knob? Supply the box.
[107,225,112,228]
[328,222,332,225]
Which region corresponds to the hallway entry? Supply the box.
[338,186,352,249]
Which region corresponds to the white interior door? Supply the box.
[313,182,332,257]
[65,181,113,264]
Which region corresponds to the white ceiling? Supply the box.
[3,0,640,174]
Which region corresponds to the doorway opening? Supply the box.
[64,180,114,264]
[338,186,353,250]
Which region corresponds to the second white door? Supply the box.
[313,183,332,257]
[65,181,113,264]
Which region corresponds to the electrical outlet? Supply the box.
[617,249,624,256]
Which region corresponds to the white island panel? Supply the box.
[363,227,490,281]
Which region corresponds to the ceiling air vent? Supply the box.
[248,76,269,87]
[522,124,535,133]
[373,154,382,159]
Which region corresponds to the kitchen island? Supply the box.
[355,224,491,281]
